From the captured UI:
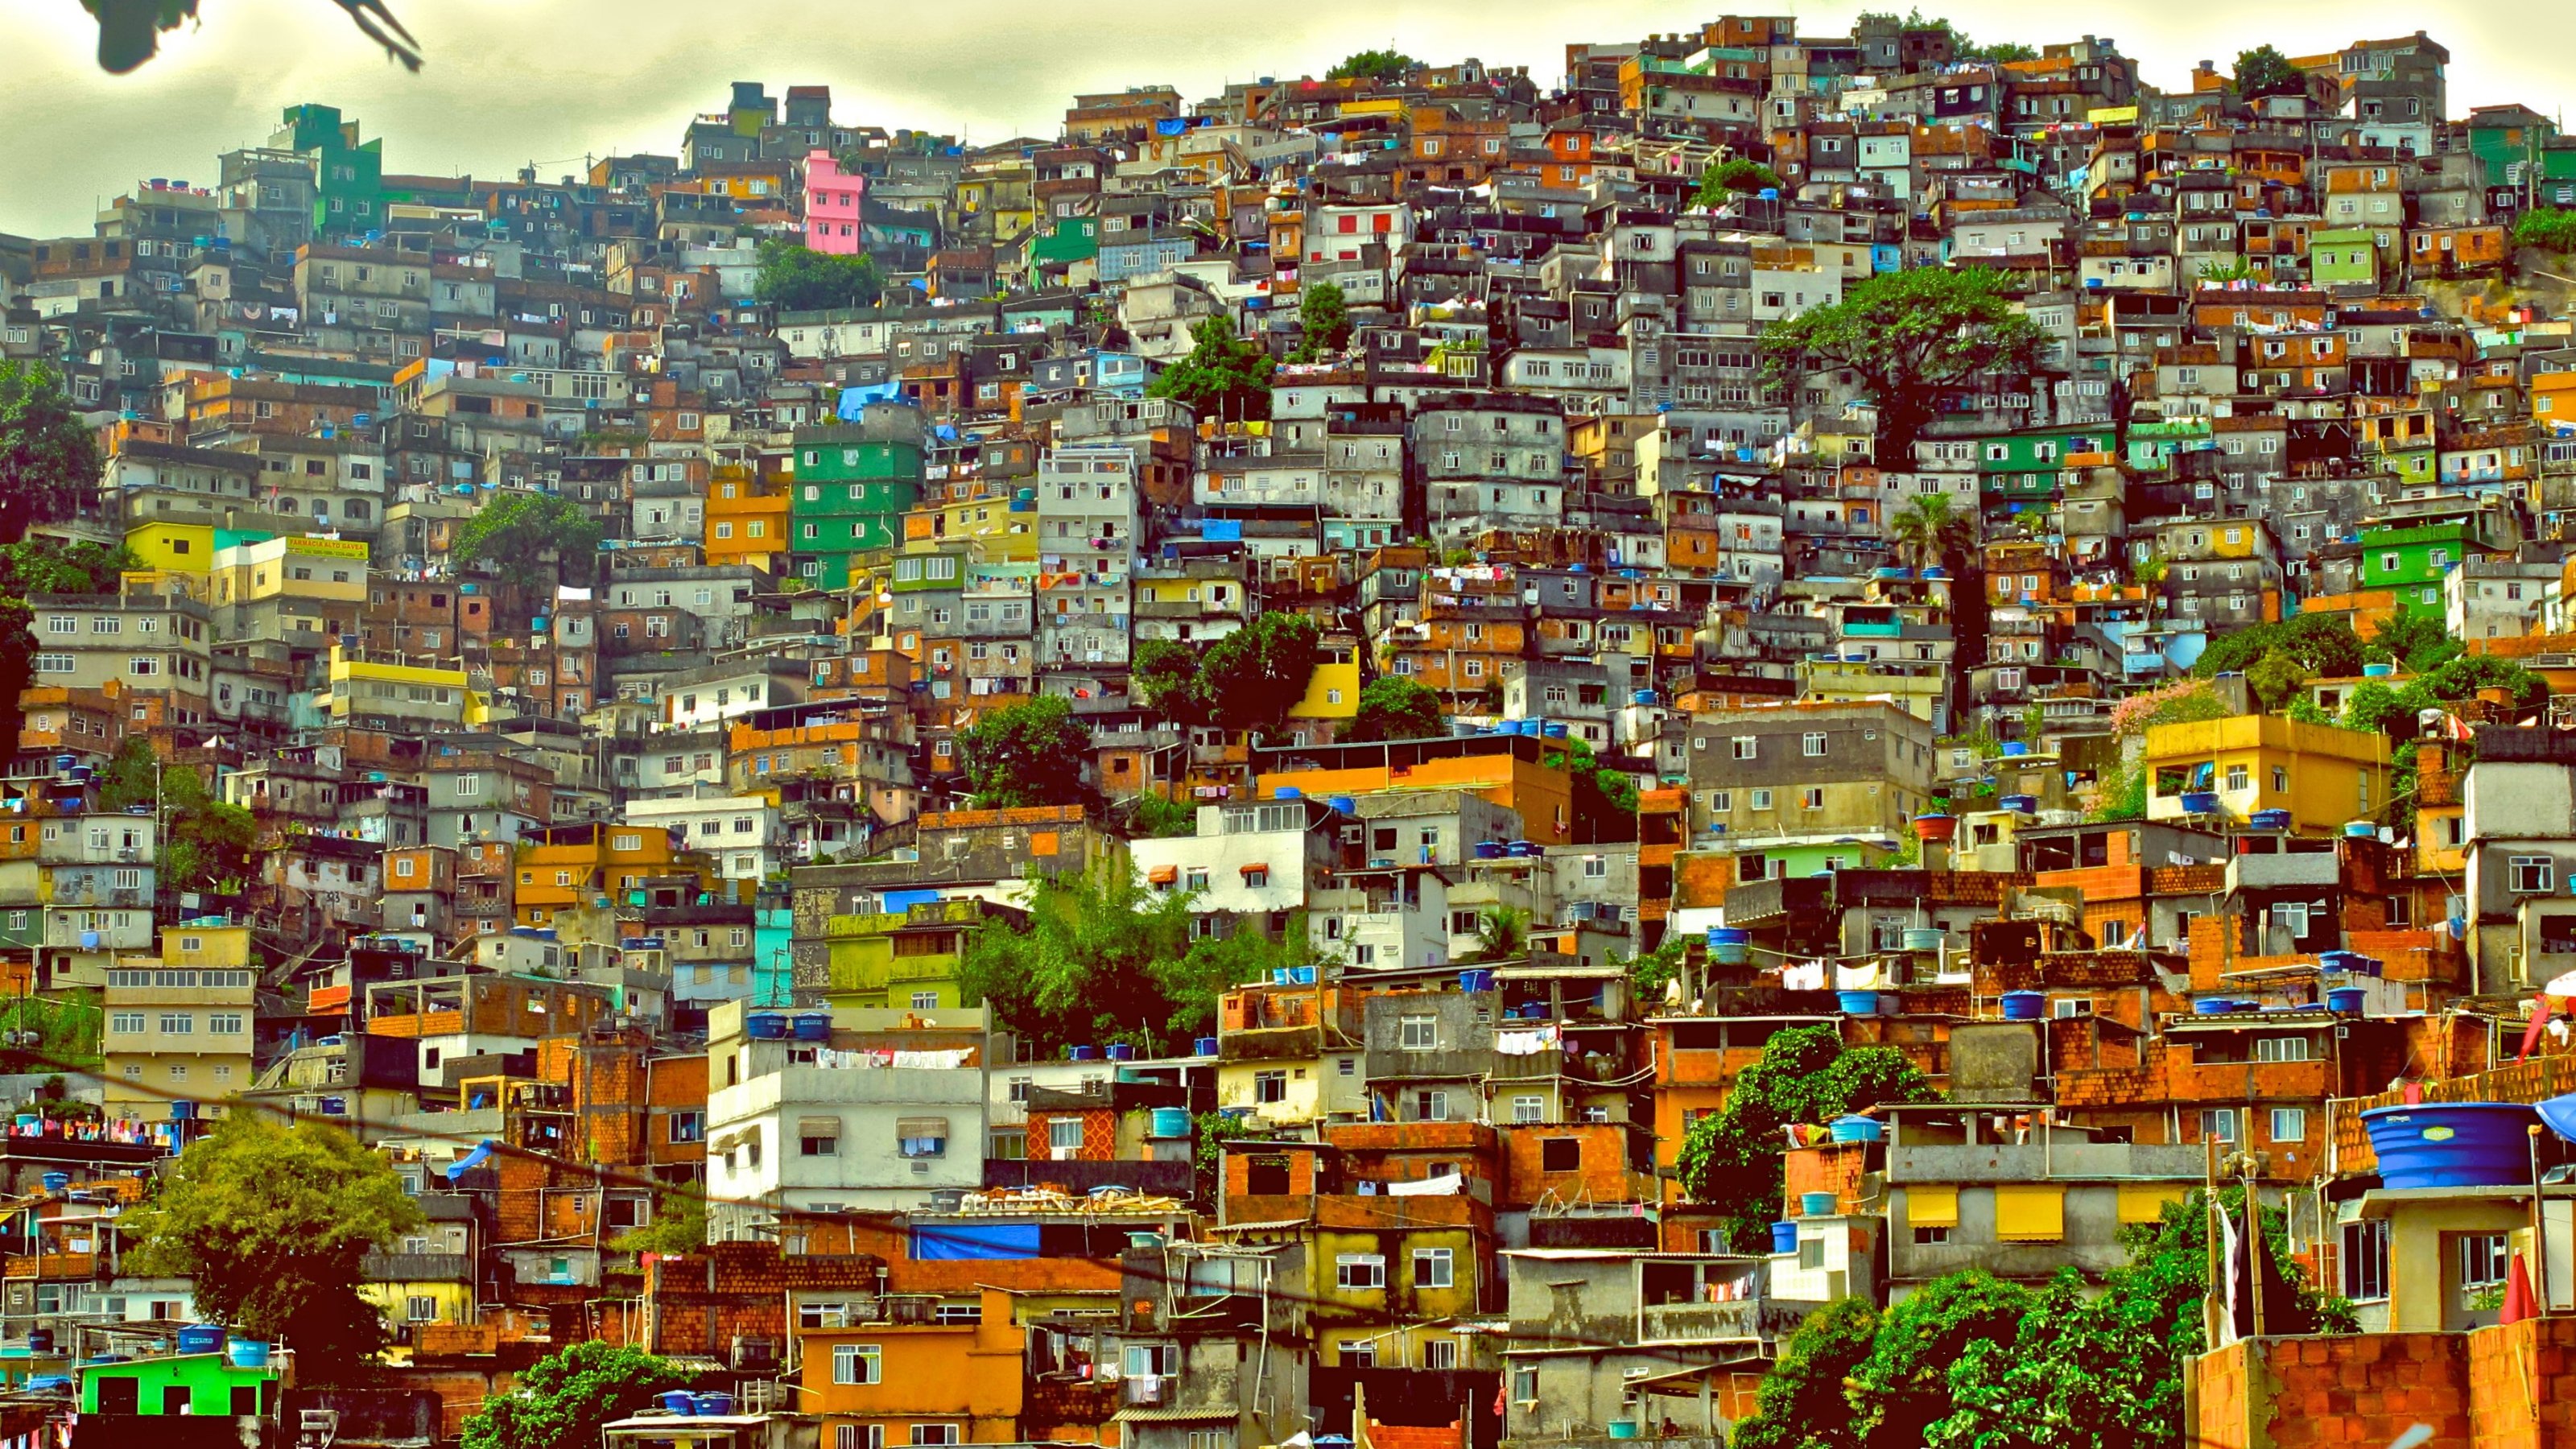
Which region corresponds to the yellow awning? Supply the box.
[2118,1183,2186,1226]
[1906,1185,1959,1229]
[1995,1184,2066,1242]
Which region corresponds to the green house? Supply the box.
[789,431,925,591]
[80,1350,278,1418]
[278,103,384,239]
[2309,227,2378,287]
[2127,419,2212,474]
[1030,217,1100,267]
[2359,521,2473,606]
[1977,427,2111,514]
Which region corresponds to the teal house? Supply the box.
[788,428,925,591]
[80,1349,278,1418]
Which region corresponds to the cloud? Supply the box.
[0,1,2562,238]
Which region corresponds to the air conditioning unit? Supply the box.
[1052,1146,1080,1162]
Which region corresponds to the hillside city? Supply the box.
[6,10,2576,1449]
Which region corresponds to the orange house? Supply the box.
[800,1286,1025,1446]
[704,465,791,575]
[512,822,701,931]
[1254,735,1578,844]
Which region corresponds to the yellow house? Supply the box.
[2143,715,2391,835]
[357,1199,477,1347]
[1798,657,1945,723]
[322,646,485,728]
[2533,369,2576,429]
[101,922,258,1120]
[123,521,218,575]
[211,535,369,608]
[1288,636,1365,724]
[2351,1187,2544,1333]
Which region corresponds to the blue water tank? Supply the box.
[790,1013,830,1042]
[1837,989,1880,1016]
[175,1326,225,1356]
[2327,988,2368,1014]
[1830,1115,1885,1144]
[745,1013,789,1041]
[1707,927,1749,965]
[1193,1036,1219,1056]
[1459,968,1496,993]
[1104,1043,1135,1062]
[2000,991,2046,1021]
[1067,1044,1100,1061]
[1769,1220,1799,1254]
[2363,1104,2540,1189]
[1150,1107,1192,1139]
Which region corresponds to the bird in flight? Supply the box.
[82,0,422,74]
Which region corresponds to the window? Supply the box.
[832,1344,882,1385]
[1336,1253,1387,1290]
[1802,786,1824,811]
[2270,1108,2308,1143]
[1750,789,1773,811]
[2255,1037,2311,1063]
[1540,1137,1582,1173]
[1732,736,1757,760]
[2202,1108,2239,1143]
[2341,1220,2389,1301]
[668,1111,704,1144]
[208,1013,244,1034]
[896,1118,946,1158]
[2225,764,2250,791]
[159,1013,192,1035]
[837,1428,884,1449]
[1414,1247,1455,1289]
[1254,1070,1286,1104]
[406,1295,438,1323]
[2512,857,2556,894]
[110,1011,143,1034]
[2461,1232,2512,1292]
[1802,731,1827,757]
[1512,1095,1544,1123]
[1399,1014,1438,1051]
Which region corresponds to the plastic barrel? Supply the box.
[745,1013,789,1041]
[1105,1043,1135,1062]
[659,1391,697,1416]
[693,1393,735,1417]
[1150,1107,1191,1139]
[1192,1037,1219,1056]
[39,1173,67,1194]
[1837,989,1879,1016]
[1067,1045,1099,1061]
[175,1326,225,1356]
[1292,965,1318,985]
[1830,1115,1885,1144]
[2363,1104,2541,1189]
[2000,991,2046,1021]
[1542,722,1570,739]
[1707,927,1749,965]
[1800,1191,1837,1216]
[791,1013,831,1042]
[1769,1221,1799,1254]
[1475,840,1504,860]
[27,1330,52,1355]
[2327,988,2368,1014]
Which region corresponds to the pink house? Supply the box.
[802,149,865,255]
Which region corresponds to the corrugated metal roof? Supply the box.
[1207,1217,1311,1232]
[1113,1407,1244,1423]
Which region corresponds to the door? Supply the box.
[163,1384,192,1415]
[96,1377,138,1414]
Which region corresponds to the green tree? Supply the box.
[2368,602,2458,674]
[2234,44,2306,100]
[1327,48,1418,82]
[956,864,1294,1055]
[2514,208,2576,254]
[94,737,256,894]
[1129,639,1211,727]
[1731,1295,1880,1449]
[2190,612,2363,680]
[1851,1272,2036,1448]
[1763,267,2048,457]
[753,237,885,312]
[1889,492,1973,572]
[1110,792,1199,839]
[1199,611,1323,737]
[1148,316,1274,423]
[1694,158,1784,208]
[0,360,102,547]
[1676,1024,1938,1249]
[1341,675,1446,742]
[451,490,605,577]
[126,1114,424,1381]
[1472,905,1530,960]
[606,1192,705,1258]
[0,539,138,743]
[1294,280,1353,360]
[2244,647,2312,713]
[461,1340,696,1449]
[1550,736,1638,842]
[957,696,1092,807]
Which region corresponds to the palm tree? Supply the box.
[1474,906,1530,962]
[1888,491,1974,573]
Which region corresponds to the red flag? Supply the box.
[2520,997,2554,1062]
[2504,1253,2537,1325]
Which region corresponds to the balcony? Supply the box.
[1637,1298,1764,1345]
[365,1251,473,1282]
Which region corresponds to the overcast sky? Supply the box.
[0,0,2562,237]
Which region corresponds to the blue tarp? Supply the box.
[1156,118,1190,136]
[911,1223,1041,1260]
[882,889,943,914]
[444,1139,498,1181]
[1202,520,1242,542]
[838,383,902,419]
